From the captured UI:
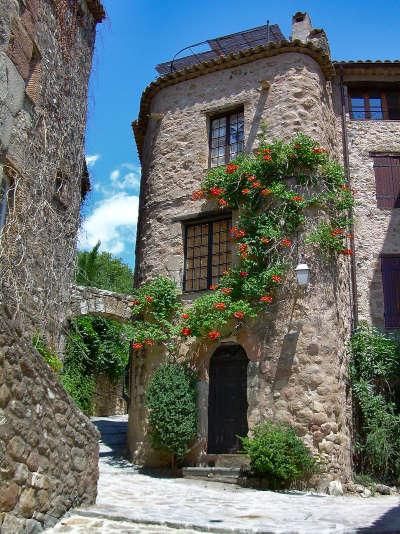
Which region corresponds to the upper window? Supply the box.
[183,217,231,292]
[349,87,400,120]
[372,154,400,208]
[209,108,244,168]
[381,255,400,328]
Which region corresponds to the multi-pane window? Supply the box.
[372,154,400,208]
[209,109,244,167]
[349,87,400,120]
[183,218,231,292]
[381,255,400,328]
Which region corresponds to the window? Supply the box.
[372,154,400,208]
[209,108,244,167]
[381,256,400,328]
[349,87,400,120]
[183,217,231,292]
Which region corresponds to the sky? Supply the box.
[80,0,400,268]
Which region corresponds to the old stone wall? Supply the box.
[131,50,353,481]
[0,310,99,532]
[70,285,134,322]
[94,374,127,416]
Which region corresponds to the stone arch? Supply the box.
[69,284,134,322]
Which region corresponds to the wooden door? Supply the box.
[208,345,248,454]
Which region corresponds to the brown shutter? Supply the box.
[373,155,400,209]
[381,256,400,328]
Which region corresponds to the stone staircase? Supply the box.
[182,454,250,484]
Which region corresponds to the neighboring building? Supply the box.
[0,1,104,531]
[130,11,400,484]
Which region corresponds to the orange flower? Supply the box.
[272,275,282,283]
[181,313,190,319]
[208,330,221,341]
[242,188,250,195]
[339,249,352,256]
[210,186,225,197]
[280,238,292,248]
[247,175,257,182]
[221,287,232,295]
[214,302,226,311]
[331,228,344,236]
[263,154,272,161]
[226,163,239,174]
[233,311,245,320]
[240,271,248,277]
[191,189,205,201]
[209,284,218,291]
[292,195,303,202]
[145,295,154,303]
[341,184,351,191]
[252,181,262,189]
[132,342,143,350]
[181,327,192,336]
[239,243,248,254]
[259,295,273,303]
[260,236,270,245]
[130,299,140,306]
[313,147,326,154]
[260,188,272,197]
[346,233,353,239]
[145,339,154,347]
[230,227,246,239]
[218,198,228,207]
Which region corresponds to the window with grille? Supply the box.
[381,255,400,328]
[349,87,400,120]
[209,108,244,168]
[183,217,232,292]
[371,154,400,208]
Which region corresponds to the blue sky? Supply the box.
[80,0,400,268]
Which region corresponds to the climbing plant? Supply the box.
[129,132,354,350]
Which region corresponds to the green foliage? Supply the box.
[61,366,96,415]
[306,222,348,256]
[241,421,317,488]
[76,241,134,293]
[32,333,63,373]
[350,323,400,482]
[145,363,197,461]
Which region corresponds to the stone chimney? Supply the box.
[291,12,330,57]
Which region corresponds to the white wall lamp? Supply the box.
[295,258,310,287]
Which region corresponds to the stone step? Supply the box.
[182,467,241,484]
[203,453,250,469]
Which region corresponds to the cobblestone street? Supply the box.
[44,416,400,533]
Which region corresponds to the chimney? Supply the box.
[291,12,312,43]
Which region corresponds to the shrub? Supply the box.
[33,333,63,373]
[241,421,317,488]
[145,363,197,468]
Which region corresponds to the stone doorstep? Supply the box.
[202,453,251,469]
[182,467,241,485]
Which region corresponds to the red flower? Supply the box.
[260,236,270,245]
[247,175,256,182]
[242,188,251,195]
[240,271,248,277]
[233,311,245,320]
[208,330,221,341]
[191,189,205,201]
[181,327,192,336]
[280,238,292,248]
[214,302,226,311]
[272,275,282,283]
[259,295,273,303]
[145,339,154,347]
[252,181,262,189]
[132,342,143,350]
[313,147,326,154]
[181,313,190,319]
[221,287,232,295]
[263,154,272,161]
[209,284,218,291]
[230,227,246,239]
[210,186,225,197]
[331,228,344,236]
[239,243,248,254]
[226,164,239,174]
[260,188,272,197]
[346,233,353,239]
[339,249,352,256]
[145,295,154,303]
[292,195,303,202]
[130,299,140,306]
[218,198,228,207]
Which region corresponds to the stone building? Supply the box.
[0,0,105,531]
[130,11,400,484]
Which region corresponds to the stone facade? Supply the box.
[130,13,360,483]
[0,0,105,531]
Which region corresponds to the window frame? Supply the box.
[349,86,400,121]
[208,107,244,168]
[183,214,232,293]
[371,152,400,209]
[381,254,400,328]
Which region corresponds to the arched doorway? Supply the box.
[208,344,248,454]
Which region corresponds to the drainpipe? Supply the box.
[339,66,358,332]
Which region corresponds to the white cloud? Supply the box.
[110,169,120,181]
[78,193,139,255]
[85,154,100,168]
[109,164,141,191]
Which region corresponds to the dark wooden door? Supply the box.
[208,345,248,454]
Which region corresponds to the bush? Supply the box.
[145,363,197,467]
[241,421,317,488]
[33,333,63,373]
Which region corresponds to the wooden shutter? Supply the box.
[381,256,400,328]
[373,155,400,208]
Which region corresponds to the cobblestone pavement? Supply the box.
[47,416,400,533]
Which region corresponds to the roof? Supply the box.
[156,24,285,75]
[333,60,400,76]
[133,39,334,161]
[86,0,106,23]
